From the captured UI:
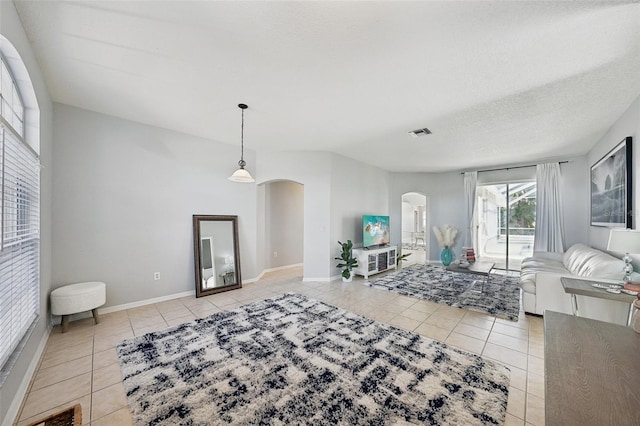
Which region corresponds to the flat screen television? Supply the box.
[363,215,390,248]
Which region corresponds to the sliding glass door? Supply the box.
[477,182,535,270]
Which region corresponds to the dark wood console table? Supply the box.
[544,311,640,425]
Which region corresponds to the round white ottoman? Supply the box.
[51,282,106,332]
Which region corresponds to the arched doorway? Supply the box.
[401,192,429,264]
[261,180,304,278]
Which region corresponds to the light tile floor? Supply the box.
[15,267,544,425]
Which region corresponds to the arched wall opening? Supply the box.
[400,192,429,265]
[257,179,304,279]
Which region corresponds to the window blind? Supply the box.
[0,122,40,369]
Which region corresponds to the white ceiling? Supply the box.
[13,1,640,172]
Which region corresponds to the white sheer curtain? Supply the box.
[463,172,478,250]
[534,163,564,252]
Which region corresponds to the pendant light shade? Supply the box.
[229,167,254,182]
[228,103,255,183]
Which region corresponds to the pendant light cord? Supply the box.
[238,103,248,168]
[240,107,244,163]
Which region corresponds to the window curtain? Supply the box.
[534,163,564,252]
[463,171,478,251]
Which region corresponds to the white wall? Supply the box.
[560,157,589,248]
[257,151,389,280]
[329,153,390,265]
[401,201,413,241]
[52,104,258,307]
[0,2,53,424]
[257,151,332,280]
[588,95,640,261]
[390,160,590,263]
[265,180,303,268]
[390,172,466,262]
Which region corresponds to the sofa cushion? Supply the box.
[579,252,625,279]
[521,258,565,271]
[562,243,624,278]
[563,244,596,274]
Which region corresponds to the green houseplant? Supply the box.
[397,251,412,267]
[335,240,358,282]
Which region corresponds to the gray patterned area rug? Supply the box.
[367,264,521,321]
[117,293,510,425]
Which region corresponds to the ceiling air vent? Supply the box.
[408,127,432,138]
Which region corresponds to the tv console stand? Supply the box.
[363,244,390,250]
[352,246,397,280]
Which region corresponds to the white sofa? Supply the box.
[520,243,630,325]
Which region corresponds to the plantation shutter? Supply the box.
[0,121,40,368]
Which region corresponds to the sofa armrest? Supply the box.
[533,271,574,315]
[531,251,564,262]
[534,272,629,324]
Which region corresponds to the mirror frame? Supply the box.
[193,214,242,297]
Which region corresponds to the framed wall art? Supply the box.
[590,136,632,228]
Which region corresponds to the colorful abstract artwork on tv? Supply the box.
[363,215,390,247]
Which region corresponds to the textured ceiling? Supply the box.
[12,1,640,172]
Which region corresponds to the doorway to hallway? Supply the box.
[401,192,429,265]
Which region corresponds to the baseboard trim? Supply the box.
[265,263,303,273]
[3,323,52,426]
[244,271,264,284]
[99,290,196,315]
[248,263,304,284]
[304,276,332,282]
[54,264,305,320]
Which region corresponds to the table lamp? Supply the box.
[607,229,640,284]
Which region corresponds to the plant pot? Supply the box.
[342,271,354,283]
[440,247,453,266]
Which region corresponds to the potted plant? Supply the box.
[335,240,358,282]
[397,251,412,267]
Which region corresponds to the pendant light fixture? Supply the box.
[228,103,255,183]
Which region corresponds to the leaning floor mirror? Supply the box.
[193,215,242,297]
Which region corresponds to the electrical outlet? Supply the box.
[154,272,161,280]
[273,251,278,257]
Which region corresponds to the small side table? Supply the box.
[560,277,637,326]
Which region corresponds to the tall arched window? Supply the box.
[0,50,40,369]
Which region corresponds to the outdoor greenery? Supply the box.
[499,191,536,236]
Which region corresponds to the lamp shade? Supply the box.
[228,167,255,183]
[607,229,640,254]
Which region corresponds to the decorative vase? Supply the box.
[440,247,453,266]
